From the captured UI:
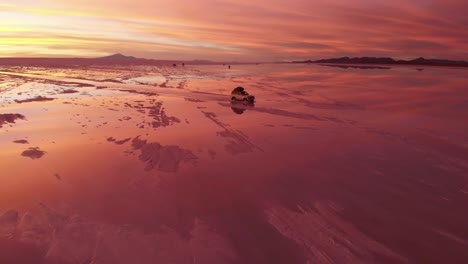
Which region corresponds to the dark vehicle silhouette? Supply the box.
[231,87,255,102]
[231,100,255,114]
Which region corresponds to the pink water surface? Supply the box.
[1,63,467,264]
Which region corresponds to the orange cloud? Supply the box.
[1,0,467,61]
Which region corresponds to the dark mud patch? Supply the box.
[21,147,46,159]
[133,100,181,129]
[0,114,25,128]
[131,136,197,172]
[107,137,132,145]
[122,100,181,129]
[148,102,180,128]
[118,116,132,121]
[15,96,55,104]
[13,139,29,144]
[177,81,187,89]
[159,81,171,88]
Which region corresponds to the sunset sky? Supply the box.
[1,0,467,61]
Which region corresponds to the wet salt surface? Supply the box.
[0,64,468,263]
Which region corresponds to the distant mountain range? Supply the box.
[293,57,468,67]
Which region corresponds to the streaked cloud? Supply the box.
[0,0,467,61]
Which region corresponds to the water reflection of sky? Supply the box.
[1,64,468,264]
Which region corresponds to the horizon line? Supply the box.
[0,54,467,64]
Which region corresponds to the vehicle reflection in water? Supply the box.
[230,100,255,115]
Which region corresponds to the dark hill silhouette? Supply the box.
[294,57,468,67]
[407,57,468,66]
[100,53,137,60]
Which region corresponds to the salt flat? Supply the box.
[1,63,467,264]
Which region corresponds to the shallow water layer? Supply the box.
[1,63,468,264]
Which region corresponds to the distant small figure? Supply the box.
[173,64,177,67]
[182,63,185,66]
[228,65,231,69]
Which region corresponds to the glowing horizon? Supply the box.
[1,0,467,61]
